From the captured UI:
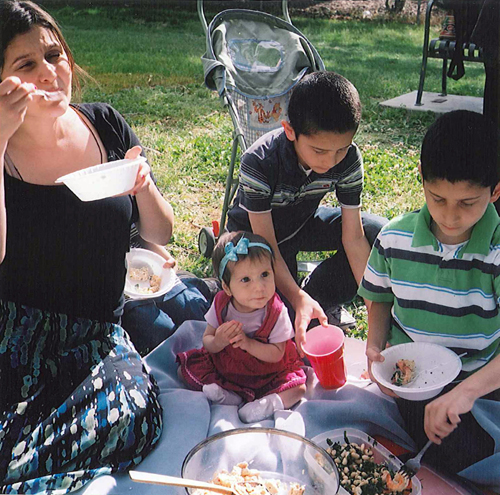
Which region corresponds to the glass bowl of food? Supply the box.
[181,427,340,495]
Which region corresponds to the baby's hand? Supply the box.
[230,328,251,351]
[214,320,242,348]
[366,345,398,397]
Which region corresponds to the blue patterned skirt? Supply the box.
[0,301,163,494]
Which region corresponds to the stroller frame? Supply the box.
[197,0,324,257]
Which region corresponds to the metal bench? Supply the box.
[415,0,484,106]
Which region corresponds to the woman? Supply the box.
[0,1,173,493]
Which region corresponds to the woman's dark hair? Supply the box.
[0,1,87,94]
[287,71,361,138]
[421,110,500,191]
[212,231,274,286]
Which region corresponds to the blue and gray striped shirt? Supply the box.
[227,127,363,242]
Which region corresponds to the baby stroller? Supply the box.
[197,0,325,257]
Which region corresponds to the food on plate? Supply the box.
[149,274,161,292]
[129,266,150,282]
[129,266,162,294]
[318,433,412,495]
[193,462,305,495]
[390,359,416,386]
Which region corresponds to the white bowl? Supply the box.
[124,248,177,300]
[55,157,145,201]
[312,428,422,495]
[371,342,462,401]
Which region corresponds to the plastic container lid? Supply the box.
[312,428,422,495]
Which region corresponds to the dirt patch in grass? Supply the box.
[294,0,444,24]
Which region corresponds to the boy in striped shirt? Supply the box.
[359,110,500,477]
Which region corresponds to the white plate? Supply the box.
[124,248,176,300]
[312,428,422,495]
[371,342,462,401]
[346,360,372,387]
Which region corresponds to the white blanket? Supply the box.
[77,320,500,494]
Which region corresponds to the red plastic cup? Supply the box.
[303,325,347,389]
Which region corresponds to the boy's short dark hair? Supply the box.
[212,231,274,286]
[287,71,361,137]
[421,110,500,190]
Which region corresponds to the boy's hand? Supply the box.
[214,320,243,349]
[366,345,398,397]
[294,290,328,356]
[424,388,474,444]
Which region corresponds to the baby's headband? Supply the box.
[219,236,272,280]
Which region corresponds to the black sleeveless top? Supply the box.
[0,103,141,323]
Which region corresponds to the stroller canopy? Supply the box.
[202,9,324,98]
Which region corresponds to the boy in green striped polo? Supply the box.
[359,110,500,478]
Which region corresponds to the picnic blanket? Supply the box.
[75,320,500,495]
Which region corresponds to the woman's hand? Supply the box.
[293,289,328,357]
[161,249,177,270]
[119,146,153,196]
[0,77,37,146]
[366,345,399,397]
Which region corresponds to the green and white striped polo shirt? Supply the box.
[359,203,500,372]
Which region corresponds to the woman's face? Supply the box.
[1,25,72,117]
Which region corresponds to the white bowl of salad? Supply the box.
[371,343,462,401]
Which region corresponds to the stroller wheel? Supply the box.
[198,227,216,258]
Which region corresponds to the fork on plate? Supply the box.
[398,439,433,479]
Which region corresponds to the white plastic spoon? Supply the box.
[32,89,59,100]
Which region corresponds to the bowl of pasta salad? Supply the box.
[181,428,340,495]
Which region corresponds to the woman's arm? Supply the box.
[135,234,177,269]
[123,146,174,246]
[424,353,500,443]
[248,211,328,355]
[0,150,6,264]
[0,77,38,263]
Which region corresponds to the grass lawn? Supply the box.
[50,5,487,337]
